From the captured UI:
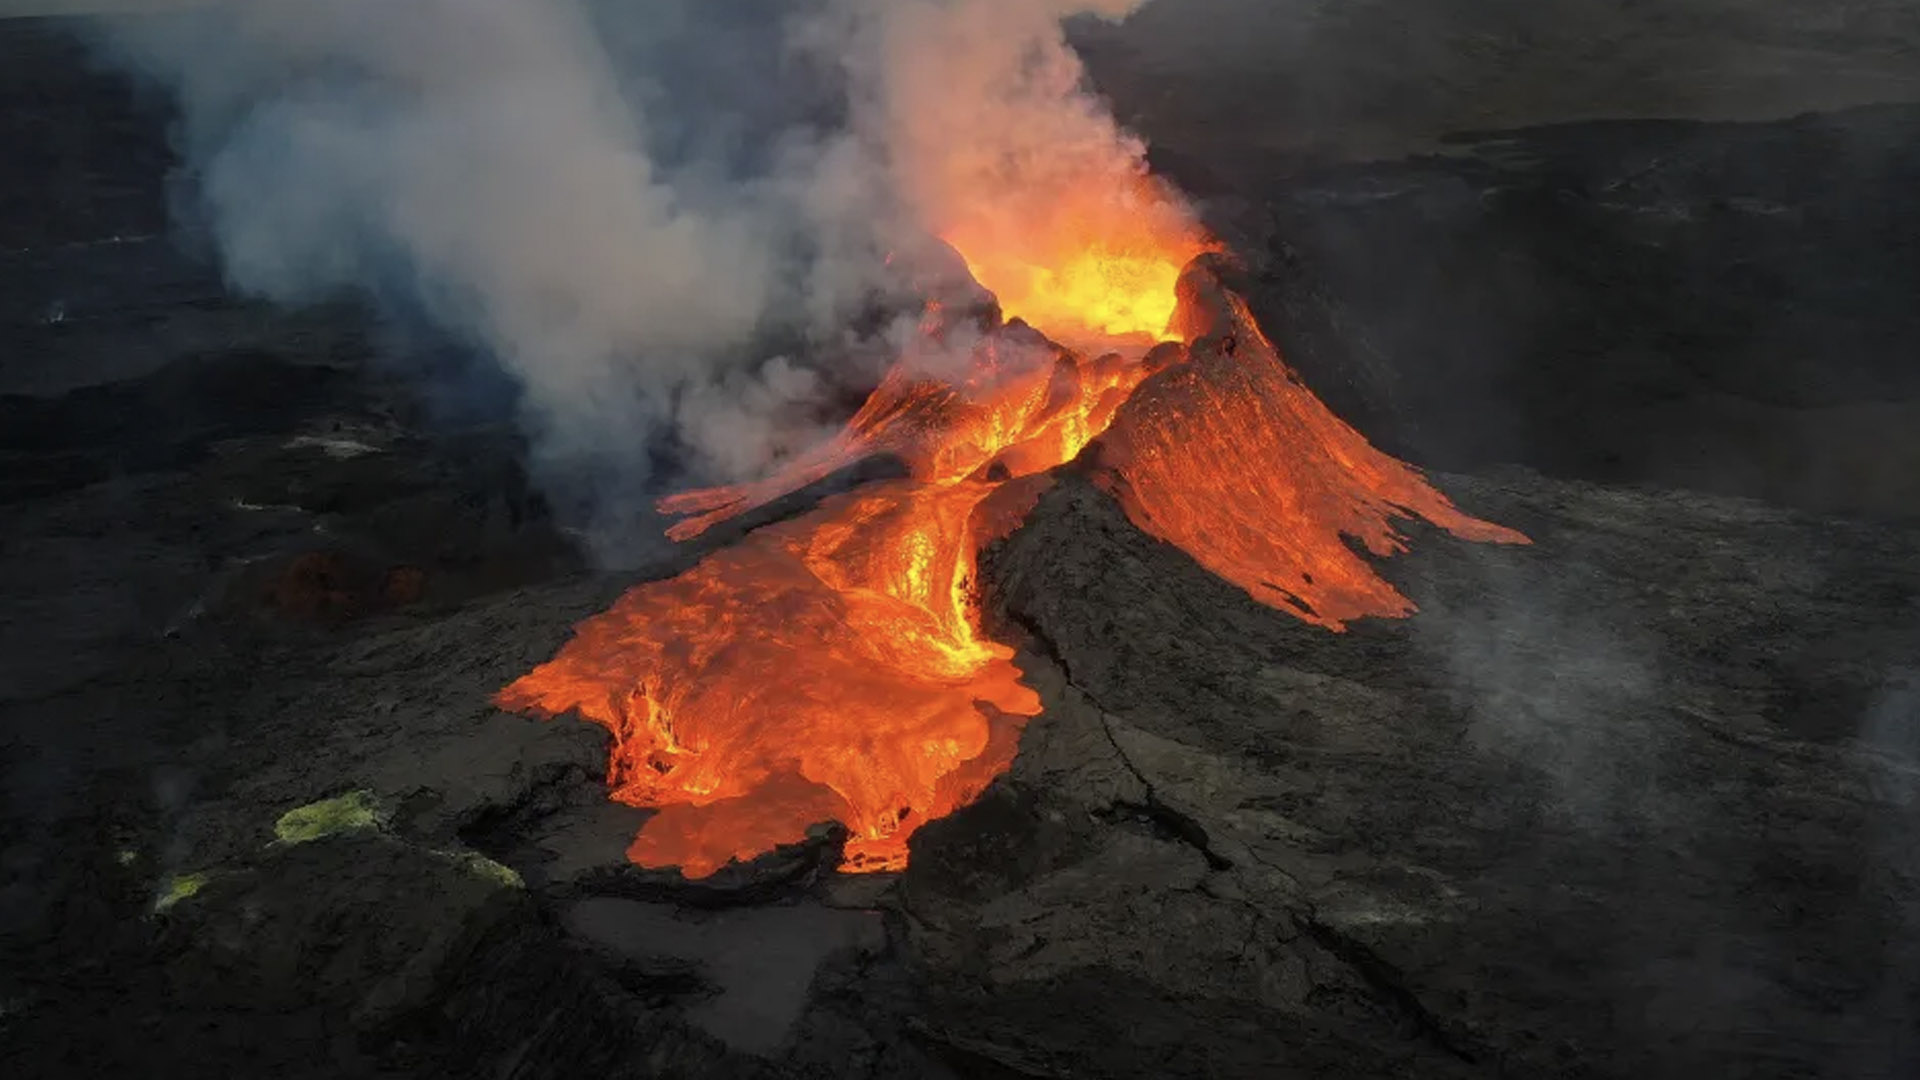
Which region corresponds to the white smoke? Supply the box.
[89,0,1162,558]
[838,0,1174,256]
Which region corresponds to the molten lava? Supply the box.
[943,175,1208,346]
[500,254,1528,879]
[657,318,1164,542]
[498,478,1042,875]
[1091,265,1531,629]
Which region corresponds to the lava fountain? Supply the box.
[498,206,1528,876]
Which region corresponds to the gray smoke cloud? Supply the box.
[87,0,1163,562]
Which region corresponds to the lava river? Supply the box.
[498,251,1527,878]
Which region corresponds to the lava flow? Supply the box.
[497,312,1170,874]
[1091,263,1531,630]
[500,241,1526,879]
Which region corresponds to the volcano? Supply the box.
[497,253,1527,877]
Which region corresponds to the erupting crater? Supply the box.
[498,248,1527,879]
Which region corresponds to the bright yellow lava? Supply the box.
[955,243,1187,343]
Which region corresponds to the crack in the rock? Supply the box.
[1092,716,1236,872]
[452,758,589,855]
[1001,603,1481,1066]
[999,607,1234,872]
[1299,914,1480,1065]
[1238,845,1308,903]
[906,1020,1070,1080]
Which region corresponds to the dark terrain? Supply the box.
[3,9,1919,1080]
[1163,107,1920,518]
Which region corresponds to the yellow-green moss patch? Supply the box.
[154,872,211,914]
[441,850,524,889]
[273,790,389,846]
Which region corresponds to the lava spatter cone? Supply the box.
[1089,255,1529,630]
[497,252,1526,880]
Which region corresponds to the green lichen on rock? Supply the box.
[441,849,524,889]
[273,790,389,846]
[154,872,211,914]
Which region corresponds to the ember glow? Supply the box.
[942,175,1209,346]
[656,318,1164,543]
[1093,273,1532,630]
[499,244,1528,877]
[497,477,1042,875]
[499,310,1172,875]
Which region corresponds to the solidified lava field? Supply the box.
[4,6,1920,1079]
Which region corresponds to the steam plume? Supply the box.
[89,0,1174,558]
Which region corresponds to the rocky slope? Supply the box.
[937,468,1920,1078]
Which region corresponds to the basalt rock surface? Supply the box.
[919,469,1920,1078]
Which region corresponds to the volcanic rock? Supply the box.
[901,470,1920,1079]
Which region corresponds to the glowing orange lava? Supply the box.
[497,477,1042,875]
[1092,262,1530,630]
[943,175,1209,347]
[500,319,1168,874]
[499,252,1527,879]
[657,319,1165,542]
